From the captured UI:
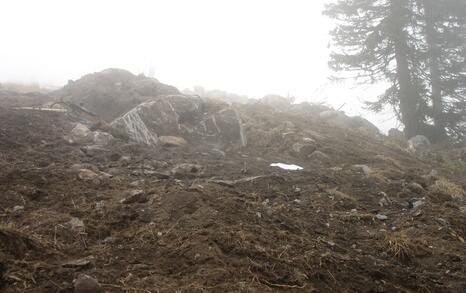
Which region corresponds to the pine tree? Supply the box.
[325,0,466,141]
[324,0,425,137]
[417,0,466,140]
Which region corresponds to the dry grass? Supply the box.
[429,178,465,200]
[385,232,413,260]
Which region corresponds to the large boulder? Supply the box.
[64,123,114,146]
[51,68,179,121]
[112,95,247,147]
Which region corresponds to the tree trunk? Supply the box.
[389,0,420,138]
[423,0,446,141]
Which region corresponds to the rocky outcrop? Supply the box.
[112,95,247,147]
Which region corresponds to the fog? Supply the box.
[0,0,397,131]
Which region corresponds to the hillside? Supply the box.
[0,70,465,293]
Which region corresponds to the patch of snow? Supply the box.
[270,163,303,171]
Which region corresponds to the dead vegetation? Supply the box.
[385,232,414,260]
[429,178,466,200]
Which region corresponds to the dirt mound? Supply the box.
[51,68,179,121]
[1,91,465,292]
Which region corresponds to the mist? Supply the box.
[0,0,396,131]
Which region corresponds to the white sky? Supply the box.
[0,0,398,132]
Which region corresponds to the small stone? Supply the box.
[102,236,117,244]
[353,164,371,176]
[12,205,24,213]
[376,214,388,221]
[130,180,145,187]
[409,197,426,209]
[77,169,99,181]
[149,160,168,169]
[159,136,188,147]
[408,182,425,193]
[65,123,92,145]
[303,137,316,143]
[309,150,330,161]
[109,153,122,161]
[119,156,132,165]
[80,145,107,157]
[408,135,431,151]
[73,274,102,293]
[292,142,316,157]
[210,149,226,159]
[133,263,150,270]
[91,131,114,146]
[171,163,203,178]
[62,256,95,269]
[120,189,148,204]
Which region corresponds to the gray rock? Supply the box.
[109,153,122,161]
[129,180,145,187]
[80,145,107,157]
[12,205,24,213]
[159,136,187,147]
[73,274,102,293]
[309,150,330,161]
[292,143,316,157]
[210,149,226,159]
[62,256,95,269]
[171,163,203,178]
[120,189,148,204]
[376,214,388,221]
[302,137,316,143]
[409,197,426,209]
[119,156,132,165]
[102,236,117,244]
[77,169,100,182]
[64,123,92,144]
[408,135,431,151]
[90,131,114,146]
[408,182,425,193]
[149,160,168,169]
[106,168,125,176]
[350,116,380,136]
[353,164,371,176]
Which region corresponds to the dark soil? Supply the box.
[0,104,465,293]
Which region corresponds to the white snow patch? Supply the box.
[270,163,303,171]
